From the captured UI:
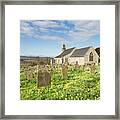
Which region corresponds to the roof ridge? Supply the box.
[76,46,91,50]
[55,47,75,58]
[65,47,75,50]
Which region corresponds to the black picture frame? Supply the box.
[0,0,119,119]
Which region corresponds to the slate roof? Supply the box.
[55,47,75,58]
[55,46,91,58]
[70,47,91,57]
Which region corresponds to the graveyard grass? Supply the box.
[20,65,100,100]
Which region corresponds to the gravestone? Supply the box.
[61,63,68,80]
[90,63,96,74]
[26,71,33,80]
[75,62,79,71]
[37,70,51,88]
[50,67,54,76]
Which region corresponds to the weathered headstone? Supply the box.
[37,70,51,88]
[26,71,33,80]
[50,67,54,76]
[61,63,68,80]
[75,62,79,71]
[90,63,96,74]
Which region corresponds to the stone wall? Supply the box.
[84,47,99,65]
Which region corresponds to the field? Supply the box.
[20,64,100,100]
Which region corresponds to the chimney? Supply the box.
[62,44,66,52]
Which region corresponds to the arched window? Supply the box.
[89,52,93,61]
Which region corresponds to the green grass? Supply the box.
[20,65,100,100]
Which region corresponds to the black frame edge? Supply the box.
[0,0,119,119]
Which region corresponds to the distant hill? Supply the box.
[95,47,100,57]
[20,56,54,65]
[20,56,53,60]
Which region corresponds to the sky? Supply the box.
[20,20,100,57]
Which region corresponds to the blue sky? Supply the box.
[20,20,100,57]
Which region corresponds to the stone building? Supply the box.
[54,45,99,65]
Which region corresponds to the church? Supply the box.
[54,44,99,65]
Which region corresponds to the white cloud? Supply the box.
[32,20,60,28]
[34,34,65,41]
[20,20,100,43]
[38,27,49,32]
[74,21,99,34]
[20,21,33,35]
[68,21,100,41]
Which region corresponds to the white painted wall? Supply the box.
[54,48,76,64]
[54,58,62,64]
[68,57,84,65]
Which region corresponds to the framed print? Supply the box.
[0,0,120,119]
